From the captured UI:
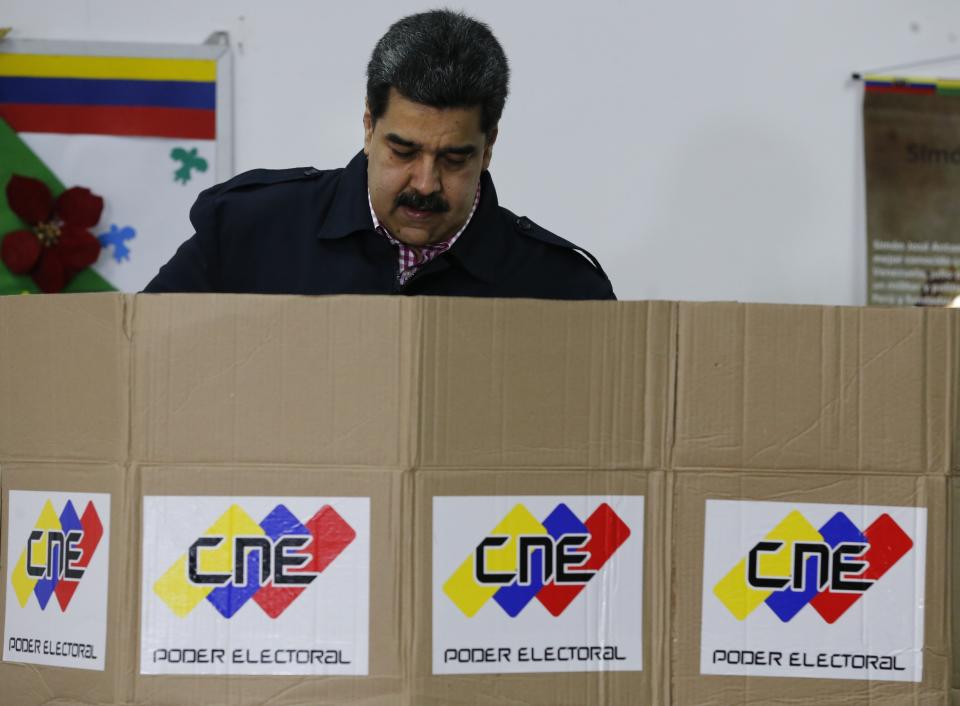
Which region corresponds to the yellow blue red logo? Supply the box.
[443,502,630,618]
[10,499,103,611]
[713,510,913,623]
[153,503,355,619]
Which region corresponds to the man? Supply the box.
[145,10,615,299]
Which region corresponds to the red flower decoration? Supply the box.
[1,175,104,293]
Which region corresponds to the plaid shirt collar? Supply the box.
[368,182,481,285]
[317,152,505,285]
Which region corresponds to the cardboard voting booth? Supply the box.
[0,294,955,704]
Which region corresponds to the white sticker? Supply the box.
[140,496,370,675]
[700,500,927,682]
[3,490,111,670]
[433,495,643,675]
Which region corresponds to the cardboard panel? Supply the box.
[672,471,948,705]
[953,478,960,696]
[953,314,960,475]
[131,295,419,467]
[674,303,954,474]
[0,294,129,462]
[131,464,406,706]
[418,299,673,469]
[0,463,133,706]
[410,468,665,705]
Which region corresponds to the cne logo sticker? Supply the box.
[4,490,111,671]
[713,510,913,624]
[443,502,630,619]
[140,496,370,677]
[10,499,104,612]
[153,503,355,619]
[433,496,644,675]
[699,500,927,683]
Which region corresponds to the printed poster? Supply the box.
[864,76,960,306]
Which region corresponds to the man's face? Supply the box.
[364,88,496,247]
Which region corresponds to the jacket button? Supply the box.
[303,167,319,176]
[516,216,532,231]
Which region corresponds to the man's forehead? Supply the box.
[376,89,485,141]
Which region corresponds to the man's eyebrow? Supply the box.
[438,145,477,157]
[386,133,418,148]
[384,133,476,156]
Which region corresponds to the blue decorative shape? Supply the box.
[97,225,136,263]
[58,500,83,546]
[259,504,309,541]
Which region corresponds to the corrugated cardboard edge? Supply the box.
[951,310,959,703]
[951,310,960,474]
[660,300,679,703]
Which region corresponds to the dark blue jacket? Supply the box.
[144,151,615,299]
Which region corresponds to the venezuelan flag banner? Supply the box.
[0,39,232,294]
[0,54,216,138]
[863,75,960,307]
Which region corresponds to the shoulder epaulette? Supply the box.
[512,214,607,275]
[215,166,325,194]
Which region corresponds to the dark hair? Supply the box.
[366,9,509,134]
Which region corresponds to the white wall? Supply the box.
[4,0,960,304]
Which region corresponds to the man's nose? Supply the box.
[410,155,442,195]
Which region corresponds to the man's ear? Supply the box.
[363,101,374,155]
[481,127,498,171]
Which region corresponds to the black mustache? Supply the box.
[395,191,450,213]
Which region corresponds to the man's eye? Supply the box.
[391,149,415,159]
[445,156,467,167]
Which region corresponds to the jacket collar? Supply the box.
[443,171,507,284]
[317,150,507,283]
[316,150,374,240]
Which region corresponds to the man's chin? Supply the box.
[393,226,444,248]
